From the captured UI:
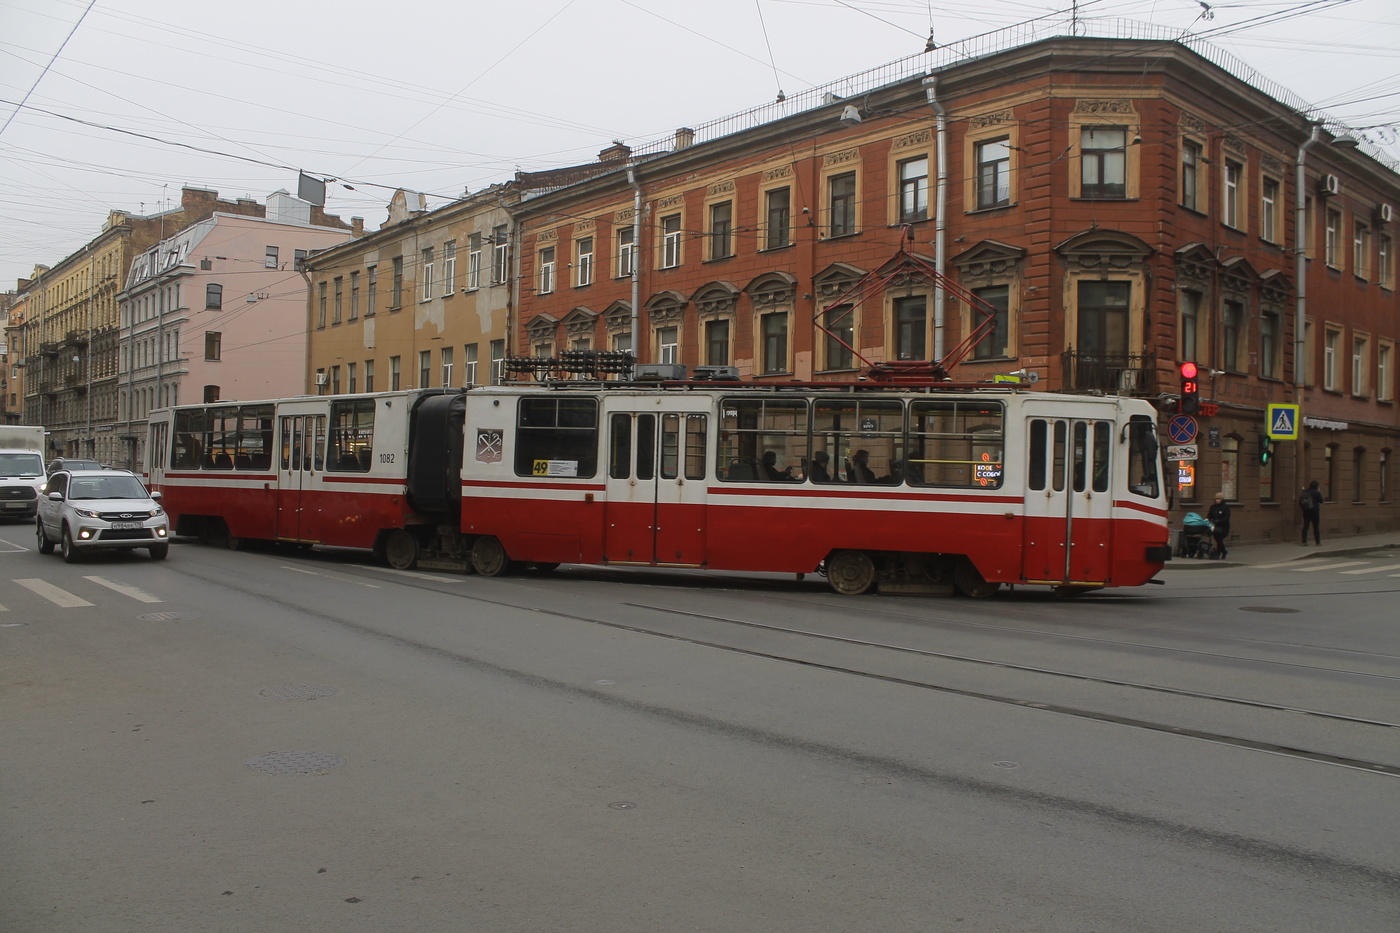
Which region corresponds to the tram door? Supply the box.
[276,408,326,542]
[1021,411,1115,584]
[602,406,708,566]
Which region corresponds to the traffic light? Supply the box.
[1179,361,1200,414]
[1260,435,1272,465]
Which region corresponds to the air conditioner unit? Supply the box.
[1319,173,1340,196]
[314,373,328,386]
[1376,203,1394,225]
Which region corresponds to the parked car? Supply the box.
[45,458,105,476]
[36,469,170,562]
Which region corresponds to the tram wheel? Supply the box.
[471,535,515,577]
[825,550,877,595]
[382,529,420,570]
[953,560,1000,599]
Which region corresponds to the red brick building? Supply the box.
[512,36,1399,545]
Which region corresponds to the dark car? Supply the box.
[46,458,105,476]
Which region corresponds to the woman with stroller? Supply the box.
[1207,492,1231,560]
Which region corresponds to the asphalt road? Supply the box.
[2,524,1397,932]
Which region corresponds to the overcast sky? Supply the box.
[2,0,1397,290]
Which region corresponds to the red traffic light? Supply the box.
[1179,361,1199,379]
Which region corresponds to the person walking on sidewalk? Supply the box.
[1299,480,1324,545]
[1207,492,1232,559]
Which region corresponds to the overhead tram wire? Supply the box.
[0,0,96,139]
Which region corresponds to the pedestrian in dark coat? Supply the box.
[1300,480,1323,545]
[1207,492,1231,559]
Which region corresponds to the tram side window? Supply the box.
[811,399,903,484]
[205,407,239,469]
[1092,421,1110,493]
[237,405,273,470]
[1128,415,1161,498]
[908,400,1004,488]
[659,413,708,481]
[329,399,375,472]
[515,397,599,478]
[172,409,208,469]
[717,399,808,481]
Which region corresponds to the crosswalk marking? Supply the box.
[14,579,94,608]
[83,576,164,603]
[1338,563,1400,575]
[1249,558,1333,570]
[1289,561,1371,572]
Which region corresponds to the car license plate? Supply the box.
[3,502,25,509]
[110,521,143,530]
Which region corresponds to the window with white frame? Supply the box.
[463,343,478,385]
[976,138,1011,209]
[440,346,454,387]
[467,233,482,289]
[333,276,343,324]
[391,256,404,307]
[1353,333,1370,396]
[970,285,1010,359]
[1181,140,1202,212]
[1324,326,1341,390]
[390,355,401,391]
[661,214,682,268]
[421,247,435,301]
[1354,221,1371,279]
[760,312,788,373]
[828,172,857,236]
[347,361,357,393]
[575,236,594,286]
[367,265,377,315]
[350,271,360,320]
[490,339,505,385]
[1080,126,1127,198]
[418,350,430,388]
[617,226,635,277]
[443,240,456,294]
[1262,178,1279,242]
[1378,341,1393,402]
[538,246,555,294]
[820,305,854,371]
[1325,210,1340,267]
[709,201,732,259]
[491,226,508,284]
[364,359,374,392]
[265,246,279,269]
[1223,161,1242,228]
[897,156,928,222]
[705,318,730,367]
[764,188,791,249]
[894,295,927,361]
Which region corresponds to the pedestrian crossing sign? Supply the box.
[1266,403,1300,440]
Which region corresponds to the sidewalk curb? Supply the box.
[1165,542,1400,570]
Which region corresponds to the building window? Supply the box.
[1381,449,1390,502]
[1259,310,1281,380]
[538,246,555,294]
[1223,300,1244,372]
[894,296,926,361]
[575,236,593,287]
[1221,435,1239,501]
[367,265,377,315]
[897,156,928,222]
[1262,178,1279,241]
[421,247,435,301]
[1353,448,1365,502]
[1380,235,1393,288]
[976,138,1011,209]
[828,172,857,236]
[466,233,482,289]
[821,305,854,371]
[206,283,222,310]
[709,201,732,260]
[613,225,634,278]
[1179,289,1201,361]
[490,339,505,385]
[317,282,327,327]
[765,188,791,250]
[347,362,357,394]
[419,350,431,388]
[1181,140,1201,212]
[293,248,306,268]
[970,285,1009,359]
[1324,327,1341,390]
[1353,334,1369,396]
[1080,126,1127,199]
[464,343,479,385]
[440,346,454,387]
[704,318,730,367]
[333,276,343,323]
[491,226,508,284]
[1354,221,1371,279]
[1325,210,1340,267]
[760,312,788,373]
[657,326,679,364]
[331,365,341,395]
[204,332,221,361]
[350,271,360,320]
[1379,341,1394,402]
[442,240,456,294]
[391,257,404,307]
[660,214,682,268]
[390,355,401,391]
[1223,161,1242,228]
[364,359,374,393]
[265,246,278,269]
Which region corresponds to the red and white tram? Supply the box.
[146,379,1170,596]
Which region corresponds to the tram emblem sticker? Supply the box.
[475,429,503,463]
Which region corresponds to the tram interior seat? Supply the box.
[249,453,271,470]
[212,453,233,470]
[726,458,760,481]
[358,449,373,471]
[234,454,252,470]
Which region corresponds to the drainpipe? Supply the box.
[922,74,948,362]
[1294,123,1320,388]
[626,162,643,360]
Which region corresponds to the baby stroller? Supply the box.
[1180,512,1217,559]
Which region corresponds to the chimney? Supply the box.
[599,141,632,163]
[674,127,695,150]
[351,217,365,237]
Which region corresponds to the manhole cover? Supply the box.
[992,761,1020,770]
[139,611,202,621]
[1239,606,1301,614]
[607,801,636,810]
[258,683,342,700]
[246,751,346,775]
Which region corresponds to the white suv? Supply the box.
[36,469,171,562]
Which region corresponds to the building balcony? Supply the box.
[1061,350,1158,395]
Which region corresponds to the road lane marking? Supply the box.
[1339,563,1400,575]
[83,576,164,603]
[367,567,466,584]
[1249,558,1333,570]
[279,566,381,588]
[14,579,94,608]
[1291,561,1371,572]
